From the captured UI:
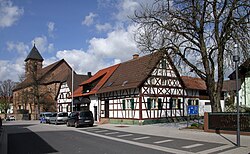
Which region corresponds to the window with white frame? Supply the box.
[122,99,135,110]
[188,99,199,106]
[169,98,182,109]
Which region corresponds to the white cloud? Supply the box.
[0,0,24,28]
[32,36,54,53]
[115,0,140,21]
[95,23,112,32]
[88,24,139,61]
[47,21,55,38]
[6,41,29,56]
[0,59,24,81]
[55,49,110,75]
[82,12,97,26]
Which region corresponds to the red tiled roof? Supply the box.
[73,64,119,97]
[181,76,207,90]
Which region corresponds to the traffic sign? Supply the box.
[188,105,199,115]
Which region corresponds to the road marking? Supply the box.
[154,139,173,144]
[133,136,150,141]
[105,132,119,135]
[182,143,203,149]
[87,129,100,131]
[74,129,194,154]
[117,134,133,137]
[198,145,233,154]
[95,130,108,133]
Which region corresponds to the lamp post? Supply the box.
[71,68,74,112]
[233,44,240,147]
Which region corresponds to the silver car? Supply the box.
[49,112,68,125]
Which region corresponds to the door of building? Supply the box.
[104,100,109,118]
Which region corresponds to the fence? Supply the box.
[204,112,250,135]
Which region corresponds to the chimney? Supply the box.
[133,53,139,59]
[87,72,92,77]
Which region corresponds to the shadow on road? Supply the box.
[6,125,57,154]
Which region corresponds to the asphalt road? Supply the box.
[5,122,168,154]
[3,121,242,154]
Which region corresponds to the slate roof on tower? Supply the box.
[25,44,44,62]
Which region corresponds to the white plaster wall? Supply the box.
[239,77,250,107]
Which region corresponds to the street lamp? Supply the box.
[72,68,74,112]
[233,44,240,147]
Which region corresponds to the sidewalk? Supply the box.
[97,123,250,153]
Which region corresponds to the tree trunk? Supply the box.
[209,89,222,112]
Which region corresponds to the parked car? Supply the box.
[66,110,94,128]
[6,115,15,121]
[49,112,68,125]
[40,112,53,123]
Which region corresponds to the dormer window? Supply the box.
[82,84,92,93]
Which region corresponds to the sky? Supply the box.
[0,0,151,82]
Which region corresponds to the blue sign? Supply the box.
[188,105,199,115]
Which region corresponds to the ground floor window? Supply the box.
[122,99,135,110]
[188,99,199,106]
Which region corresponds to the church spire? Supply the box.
[25,44,44,62]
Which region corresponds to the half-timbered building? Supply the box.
[56,72,89,113]
[97,51,187,125]
[72,64,119,122]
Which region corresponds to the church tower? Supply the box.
[25,44,44,78]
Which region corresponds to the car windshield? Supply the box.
[44,113,52,117]
[51,113,57,117]
[58,113,68,117]
[80,112,92,117]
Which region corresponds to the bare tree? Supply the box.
[132,0,250,112]
[0,80,16,118]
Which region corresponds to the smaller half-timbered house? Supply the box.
[56,72,89,113]
[72,64,119,122]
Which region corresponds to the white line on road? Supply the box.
[197,145,233,154]
[182,143,203,149]
[105,132,119,135]
[95,130,108,133]
[133,136,150,141]
[117,134,133,137]
[154,139,173,144]
[74,129,194,154]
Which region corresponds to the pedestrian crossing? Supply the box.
[79,128,232,153]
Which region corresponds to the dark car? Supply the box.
[49,112,68,125]
[66,111,94,128]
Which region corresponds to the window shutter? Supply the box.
[169,98,173,109]
[131,99,134,110]
[147,98,151,110]
[158,98,162,110]
[122,100,126,110]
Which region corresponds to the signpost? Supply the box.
[187,105,199,127]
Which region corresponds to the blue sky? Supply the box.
[0,0,150,81]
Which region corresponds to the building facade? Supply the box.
[13,45,86,119]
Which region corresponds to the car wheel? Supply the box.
[89,124,93,127]
[74,122,78,128]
